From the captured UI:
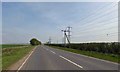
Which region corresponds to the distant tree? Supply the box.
[30,38,41,45]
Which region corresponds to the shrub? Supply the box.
[46,42,119,55]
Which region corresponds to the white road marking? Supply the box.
[44,47,56,54]
[65,51,118,65]
[59,55,83,69]
[43,47,48,51]
[53,48,118,65]
[46,48,49,50]
[17,46,37,71]
[50,50,56,54]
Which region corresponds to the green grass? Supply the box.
[2,45,35,69]
[1,44,29,48]
[49,46,119,63]
[0,45,1,71]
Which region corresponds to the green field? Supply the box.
[2,44,36,70]
[49,46,119,63]
[1,44,29,48]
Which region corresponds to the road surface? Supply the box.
[20,45,118,70]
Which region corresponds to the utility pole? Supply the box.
[57,40,58,44]
[61,26,72,47]
[67,26,72,43]
[61,30,67,46]
[48,37,51,44]
[65,32,70,44]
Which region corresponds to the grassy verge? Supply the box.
[0,45,1,71]
[49,46,119,63]
[2,45,35,69]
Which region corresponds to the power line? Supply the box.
[59,3,118,43]
[73,4,117,29]
[76,8,117,29]
[74,19,117,33]
[83,3,117,21]
[72,32,119,38]
[72,3,117,26]
[74,22,118,33]
[74,3,116,24]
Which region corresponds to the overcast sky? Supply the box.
[2,2,118,44]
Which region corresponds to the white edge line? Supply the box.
[59,55,83,69]
[49,46,118,65]
[17,46,37,71]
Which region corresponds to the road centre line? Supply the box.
[51,47,118,65]
[50,50,56,54]
[59,55,83,69]
[44,47,56,54]
[64,50,118,65]
[46,48,49,50]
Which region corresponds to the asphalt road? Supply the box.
[20,45,118,70]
